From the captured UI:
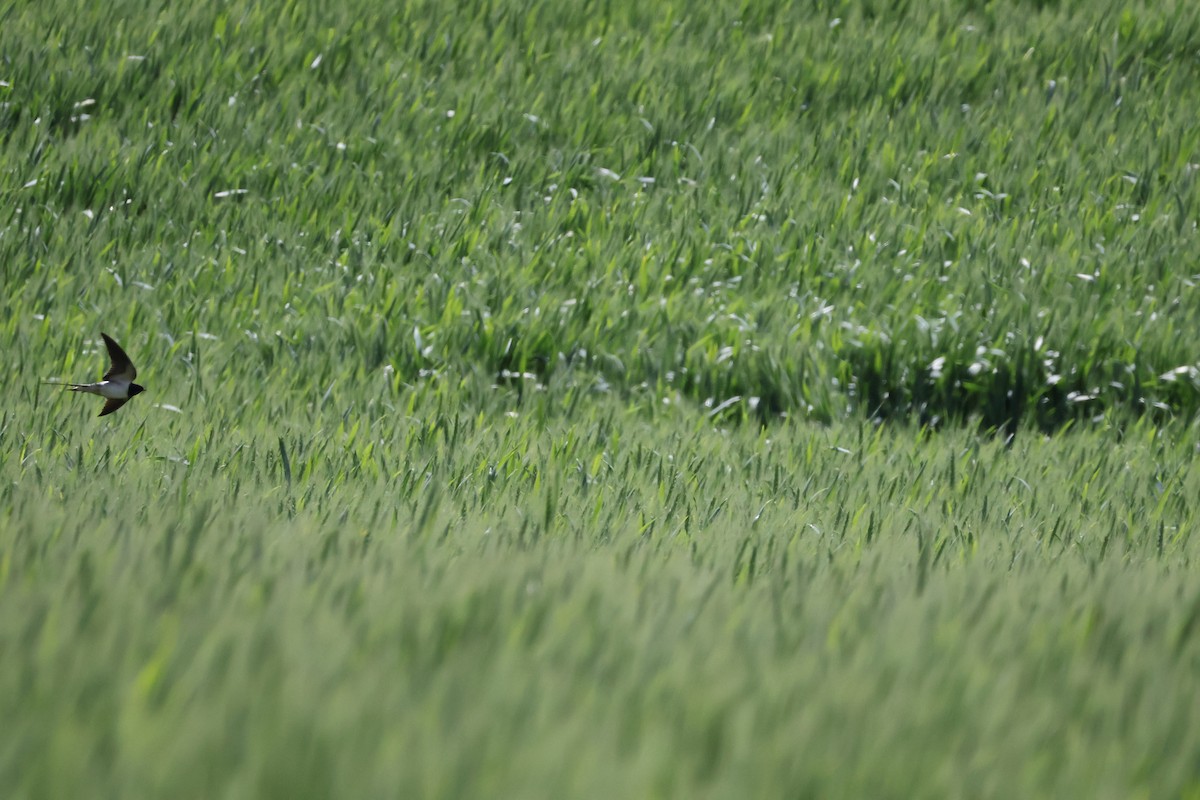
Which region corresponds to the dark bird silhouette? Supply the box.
[55,332,146,416]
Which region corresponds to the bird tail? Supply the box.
[43,381,94,393]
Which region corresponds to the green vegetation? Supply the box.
[2,0,1199,796]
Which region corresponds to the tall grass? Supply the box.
[3,405,1200,797]
[2,0,1200,797]
[4,0,1200,425]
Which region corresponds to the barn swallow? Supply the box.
[57,333,146,416]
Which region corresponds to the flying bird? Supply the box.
[55,332,146,416]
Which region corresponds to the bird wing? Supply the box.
[100,333,137,381]
[98,397,130,416]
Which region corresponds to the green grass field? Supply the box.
[3,0,1200,797]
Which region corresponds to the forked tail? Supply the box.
[42,381,93,392]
